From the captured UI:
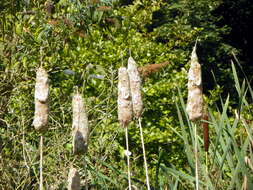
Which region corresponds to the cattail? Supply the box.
[186,43,203,190]
[186,44,203,121]
[72,91,89,155]
[127,57,143,118]
[33,67,49,131]
[118,67,132,127]
[67,167,81,190]
[118,67,133,190]
[128,57,150,190]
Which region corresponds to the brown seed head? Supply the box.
[202,113,209,152]
[138,61,170,77]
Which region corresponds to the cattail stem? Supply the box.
[138,118,150,190]
[39,135,43,190]
[194,124,199,190]
[84,157,88,190]
[205,152,209,190]
[125,127,132,190]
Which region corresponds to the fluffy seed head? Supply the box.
[67,167,81,190]
[118,67,132,127]
[33,67,49,131]
[127,57,143,118]
[72,91,89,155]
[35,67,49,103]
[186,45,203,121]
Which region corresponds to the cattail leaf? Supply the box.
[67,167,81,190]
[72,91,89,155]
[33,67,49,131]
[186,45,203,121]
[118,67,132,127]
[127,57,143,118]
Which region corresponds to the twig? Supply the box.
[138,118,150,190]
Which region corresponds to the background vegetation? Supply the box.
[0,0,252,189]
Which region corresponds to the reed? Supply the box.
[127,56,150,190]
[33,67,50,190]
[186,43,203,190]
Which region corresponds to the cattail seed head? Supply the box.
[33,67,49,131]
[127,57,143,118]
[34,67,49,103]
[118,67,132,127]
[67,167,81,190]
[186,45,203,121]
[72,91,89,155]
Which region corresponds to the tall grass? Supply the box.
[157,61,253,189]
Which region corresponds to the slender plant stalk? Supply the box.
[40,135,43,190]
[205,152,208,190]
[84,157,88,190]
[138,118,150,190]
[125,127,132,190]
[194,124,199,190]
